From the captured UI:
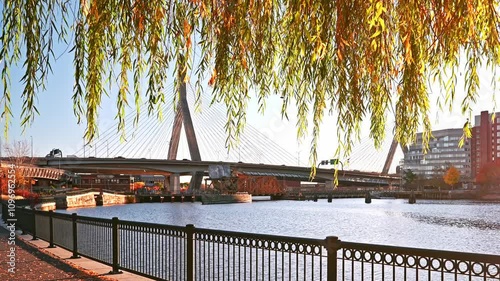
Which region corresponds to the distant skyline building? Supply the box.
[402,128,471,179]
[471,111,500,179]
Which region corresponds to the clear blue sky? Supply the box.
[2,48,86,157]
[2,43,498,171]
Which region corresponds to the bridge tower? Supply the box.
[167,82,204,192]
[382,137,408,175]
[382,138,398,175]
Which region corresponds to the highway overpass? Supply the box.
[34,157,400,187]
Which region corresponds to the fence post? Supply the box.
[31,210,38,240]
[326,236,341,281]
[109,217,122,274]
[70,213,80,259]
[186,224,195,281]
[48,211,55,247]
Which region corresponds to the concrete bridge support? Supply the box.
[190,171,204,192]
[325,180,334,190]
[169,173,181,194]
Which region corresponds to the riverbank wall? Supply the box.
[479,192,500,200]
[201,193,252,205]
[53,191,136,209]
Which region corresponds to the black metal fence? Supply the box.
[2,203,499,280]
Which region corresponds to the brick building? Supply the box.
[471,111,500,179]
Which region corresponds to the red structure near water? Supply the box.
[471,111,500,179]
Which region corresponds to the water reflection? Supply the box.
[400,212,500,231]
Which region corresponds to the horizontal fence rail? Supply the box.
[2,203,499,281]
[338,241,500,281]
[193,227,327,280]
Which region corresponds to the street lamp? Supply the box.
[30,136,33,158]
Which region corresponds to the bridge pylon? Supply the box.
[382,137,408,175]
[167,81,203,192]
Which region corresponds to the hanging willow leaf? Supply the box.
[1,0,499,178]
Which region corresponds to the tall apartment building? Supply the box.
[471,111,500,179]
[402,128,471,179]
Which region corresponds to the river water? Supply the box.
[58,198,500,255]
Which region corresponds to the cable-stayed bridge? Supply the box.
[49,82,402,191]
[69,84,401,171]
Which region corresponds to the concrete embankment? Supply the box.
[52,192,136,209]
[479,192,500,201]
[201,193,252,205]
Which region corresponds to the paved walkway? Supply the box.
[0,222,151,281]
